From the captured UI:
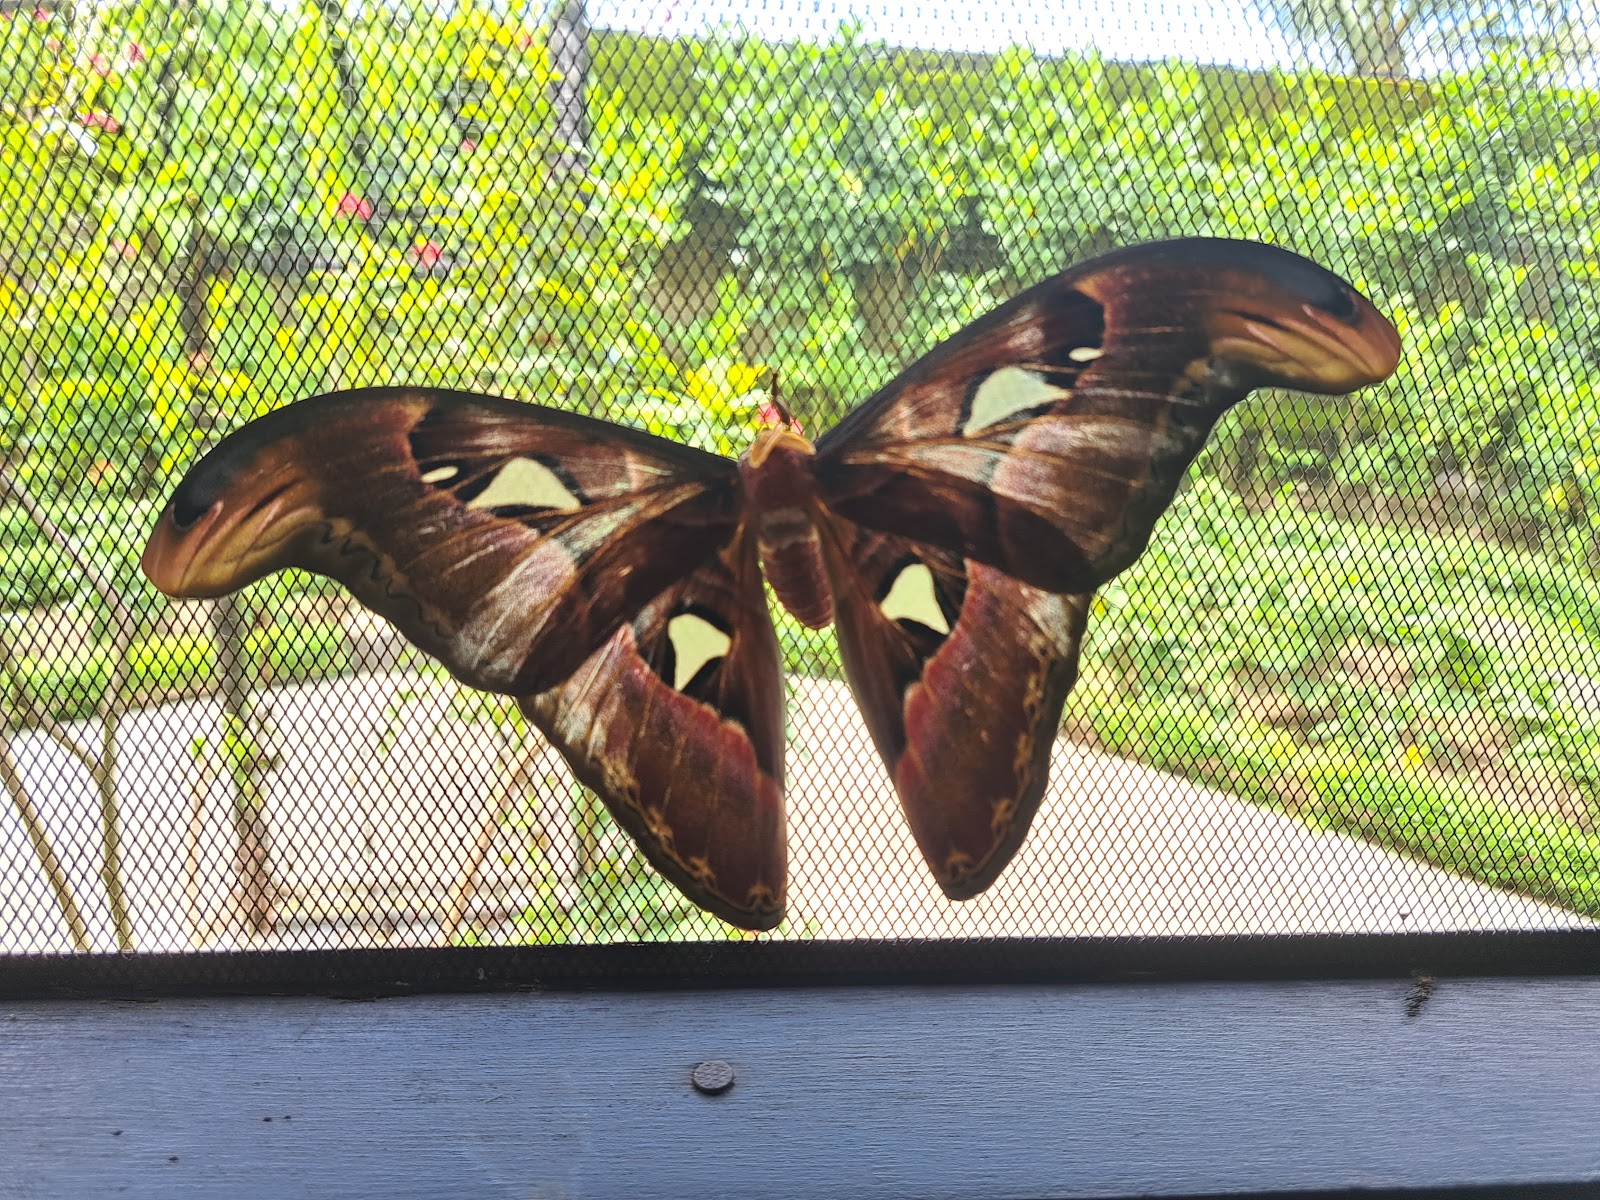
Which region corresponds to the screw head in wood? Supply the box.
[691,1059,735,1095]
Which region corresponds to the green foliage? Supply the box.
[973,51,1215,280]
[4,621,351,726]
[0,1,770,514]
[0,495,169,626]
[518,830,740,943]
[700,30,947,269]
[6,15,1599,567]
[1077,480,1600,914]
[5,10,1600,926]
[775,607,844,680]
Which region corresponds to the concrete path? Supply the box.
[1,670,1587,952]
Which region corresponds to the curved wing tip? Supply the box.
[140,501,224,598]
[1095,237,1392,320]
[935,828,1042,901]
[139,510,177,591]
[719,904,785,933]
[936,866,1008,904]
[938,881,989,904]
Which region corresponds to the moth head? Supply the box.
[141,437,323,598]
[1087,239,1402,396]
[1195,244,1402,395]
[745,386,814,468]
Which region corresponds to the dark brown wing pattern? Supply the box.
[814,238,1401,595]
[141,239,1403,930]
[818,519,1090,899]
[810,238,1401,898]
[142,387,743,697]
[520,527,787,930]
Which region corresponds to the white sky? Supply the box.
[586,0,1600,83]
[589,0,1303,70]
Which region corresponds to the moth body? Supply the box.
[740,421,834,630]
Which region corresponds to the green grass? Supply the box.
[1071,478,1600,917]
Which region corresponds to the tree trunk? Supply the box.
[209,594,282,936]
[547,0,591,170]
[180,213,283,937]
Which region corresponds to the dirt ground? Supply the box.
[1,669,1587,952]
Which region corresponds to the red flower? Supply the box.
[126,41,146,63]
[408,240,443,269]
[335,191,373,220]
[79,111,120,134]
[757,401,802,433]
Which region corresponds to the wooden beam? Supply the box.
[5,976,1599,1197]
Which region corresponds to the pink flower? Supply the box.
[126,41,146,63]
[335,191,373,220]
[88,53,111,76]
[460,138,477,154]
[408,240,443,269]
[34,7,51,20]
[79,111,120,134]
[109,238,138,260]
[757,401,802,433]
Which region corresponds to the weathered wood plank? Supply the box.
[4,977,1599,1199]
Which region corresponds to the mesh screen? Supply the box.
[3,0,1599,957]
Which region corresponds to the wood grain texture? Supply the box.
[4,976,1600,1199]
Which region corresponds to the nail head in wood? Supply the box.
[691,1059,735,1095]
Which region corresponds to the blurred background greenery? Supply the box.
[3,0,1599,944]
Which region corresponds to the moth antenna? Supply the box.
[769,370,796,429]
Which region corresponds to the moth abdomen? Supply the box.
[757,511,833,630]
[740,423,833,629]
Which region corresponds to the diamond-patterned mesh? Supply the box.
[3,0,1599,958]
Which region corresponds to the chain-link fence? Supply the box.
[2,0,1598,958]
